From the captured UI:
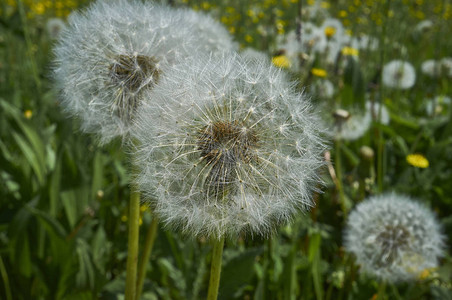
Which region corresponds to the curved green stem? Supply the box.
[125,188,140,300]
[135,214,159,300]
[207,237,225,300]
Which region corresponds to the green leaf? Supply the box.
[91,151,104,201]
[219,247,262,300]
[12,131,45,185]
[61,190,78,228]
[25,205,67,238]
[308,233,323,300]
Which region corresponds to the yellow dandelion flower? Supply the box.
[245,34,253,43]
[121,215,128,222]
[324,26,336,38]
[418,268,432,280]
[342,47,359,57]
[272,55,291,68]
[339,10,348,18]
[229,26,236,34]
[24,109,33,119]
[140,205,148,212]
[321,2,330,9]
[406,154,429,168]
[311,68,327,78]
[307,0,315,5]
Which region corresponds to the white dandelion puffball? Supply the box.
[366,101,390,125]
[46,18,66,39]
[53,0,236,144]
[132,52,328,240]
[344,193,445,282]
[382,60,416,90]
[421,59,442,78]
[332,108,371,141]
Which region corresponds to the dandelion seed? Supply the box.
[344,193,446,282]
[406,154,429,168]
[133,52,328,240]
[382,60,416,90]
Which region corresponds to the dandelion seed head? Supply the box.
[382,60,416,90]
[133,52,328,240]
[53,0,236,144]
[332,107,371,141]
[344,193,446,282]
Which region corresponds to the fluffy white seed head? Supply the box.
[53,0,236,144]
[344,193,446,282]
[332,107,371,141]
[382,60,416,90]
[132,52,328,240]
[366,101,390,125]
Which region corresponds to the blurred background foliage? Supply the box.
[0,0,451,299]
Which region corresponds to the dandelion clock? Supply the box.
[344,193,445,283]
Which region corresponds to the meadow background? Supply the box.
[1,0,452,299]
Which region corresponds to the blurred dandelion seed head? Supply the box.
[382,60,416,90]
[345,193,446,282]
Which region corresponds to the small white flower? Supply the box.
[53,0,236,144]
[382,60,416,90]
[344,193,446,282]
[132,52,328,240]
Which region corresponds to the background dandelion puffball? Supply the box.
[133,52,328,240]
[344,193,445,282]
[382,60,416,90]
[53,0,236,144]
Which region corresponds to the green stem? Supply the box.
[0,255,12,300]
[334,140,346,214]
[207,237,225,300]
[135,214,159,300]
[16,0,42,95]
[125,187,141,300]
[376,281,387,300]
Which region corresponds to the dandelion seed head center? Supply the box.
[109,54,160,92]
[109,54,160,122]
[376,225,411,265]
[197,120,259,185]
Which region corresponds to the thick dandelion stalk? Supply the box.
[125,186,141,300]
[207,237,225,300]
[135,214,159,300]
